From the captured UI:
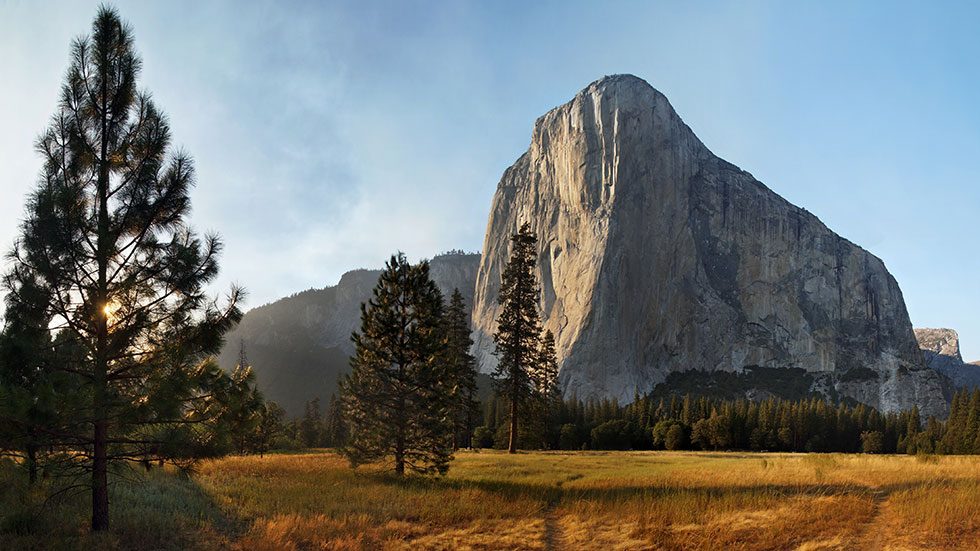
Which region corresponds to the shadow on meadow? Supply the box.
[0,459,244,551]
[364,466,935,504]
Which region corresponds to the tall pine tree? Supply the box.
[324,393,348,447]
[341,254,453,475]
[493,223,542,453]
[444,288,480,450]
[2,7,242,530]
[221,342,265,455]
[532,330,561,449]
[300,398,324,447]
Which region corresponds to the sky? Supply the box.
[1,1,978,359]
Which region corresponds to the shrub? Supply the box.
[559,424,579,450]
[665,424,687,450]
[651,420,673,449]
[861,431,885,454]
[591,420,631,450]
[472,426,494,449]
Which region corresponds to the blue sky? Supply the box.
[1,1,978,359]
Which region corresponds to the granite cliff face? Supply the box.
[915,328,980,391]
[219,253,480,415]
[471,74,948,417]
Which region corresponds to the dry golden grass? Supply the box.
[4,450,980,550]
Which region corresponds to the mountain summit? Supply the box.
[916,328,980,391]
[471,74,948,417]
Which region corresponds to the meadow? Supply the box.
[2,450,980,550]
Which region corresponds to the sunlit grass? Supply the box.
[3,450,980,550]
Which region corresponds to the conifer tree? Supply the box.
[485,393,498,431]
[492,223,542,453]
[221,343,265,454]
[943,388,967,453]
[964,388,980,452]
[341,254,453,475]
[444,288,480,450]
[1,7,242,530]
[324,393,348,447]
[248,401,284,456]
[0,273,76,484]
[528,329,560,448]
[300,398,324,447]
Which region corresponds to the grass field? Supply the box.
[3,450,980,550]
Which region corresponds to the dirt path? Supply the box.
[542,500,566,551]
[861,487,891,551]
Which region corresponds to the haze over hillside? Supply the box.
[218,253,479,416]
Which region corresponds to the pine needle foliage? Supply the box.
[1,6,243,531]
[221,343,266,455]
[300,397,324,447]
[528,330,561,448]
[0,274,78,485]
[341,254,453,475]
[444,288,480,450]
[324,393,349,447]
[536,331,560,403]
[492,223,543,453]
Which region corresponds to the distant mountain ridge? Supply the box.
[915,328,980,391]
[218,253,479,416]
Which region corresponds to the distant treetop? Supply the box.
[438,249,480,257]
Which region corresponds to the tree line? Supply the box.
[303,384,980,458]
[477,392,915,453]
[523,385,980,455]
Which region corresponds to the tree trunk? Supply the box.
[395,436,405,475]
[508,387,519,454]
[453,413,459,452]
[26,443,38,485]
[395,391,406,475]
[92,73,111,531]
[92,419,109,531]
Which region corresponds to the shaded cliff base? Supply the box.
[633,366,940,409]
[637,367,847,404]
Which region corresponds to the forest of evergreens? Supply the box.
[282,386,980,457]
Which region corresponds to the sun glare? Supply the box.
[103,300,120,321]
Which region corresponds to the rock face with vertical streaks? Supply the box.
[471,74,949,418]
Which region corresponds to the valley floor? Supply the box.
[2,450,979,550]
